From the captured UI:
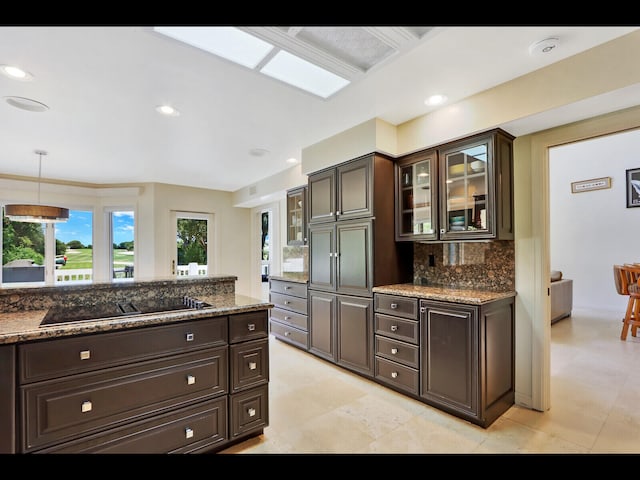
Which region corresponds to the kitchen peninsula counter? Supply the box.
[0,293,272,345]
[0,275,273,454]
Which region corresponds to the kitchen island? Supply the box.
[0,275,273,454]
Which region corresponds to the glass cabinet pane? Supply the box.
[398,156,434,238]
[444,143,488,234]
[287,188,305,245]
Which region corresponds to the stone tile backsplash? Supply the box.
[413,241,515,291]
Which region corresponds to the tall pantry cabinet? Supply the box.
[307,153,412,377]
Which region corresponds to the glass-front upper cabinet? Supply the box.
[395,149,438,241]
[287,186,307,245]
[438,129,514,241]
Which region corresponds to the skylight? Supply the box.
[153,26,274,69]
[153,26,350,99]
[260,50,350,99]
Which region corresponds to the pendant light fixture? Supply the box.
[4,150,69,223]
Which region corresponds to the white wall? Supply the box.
[550,128,640,313]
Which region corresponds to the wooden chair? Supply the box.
[616,264,640,341]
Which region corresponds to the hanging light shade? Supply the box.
[4,150,69,223]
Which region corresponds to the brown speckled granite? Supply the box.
[0,275,237,313]
[372,283,516,305]
[413,241,515,291]
[0,293,272,345]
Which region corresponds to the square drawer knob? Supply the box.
[247,323,256,331]
[248,408,256,417]
[185,428,194,439]
[80,350,91,360]
[186,333,195,342]
[81,401,92,413]
[187,375,196,385]
[248,362,257,370]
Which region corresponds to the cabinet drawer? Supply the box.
[269,292,308,316]
[270,320,309,350]
[230,385,269,439]
[21,347,228,452]
[19,316,228,383]
[229,311,268,344]
[374,294,418,319]
[375,336,419,368]
[375,357,419,395]
[230,339,269,394]
[269,280,308,299]
[269,307,308,330]
[38,397,228,454]
[374,313,418,344]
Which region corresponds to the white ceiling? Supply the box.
[0,26,638,195]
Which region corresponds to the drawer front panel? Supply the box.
[374,294,418,319]
[19,316,228,383]
[269,280,308,299]
[374,313,419,344]
[230,339,269,394]
[269,307,308,330]
[230,385,269,439]
[375,357,419,395]
[375,336,419,368]
[229,311,268,344]
[269,292,308,316]
[21,347,228,451]
[269,320,309,350]
[39,398,228,454]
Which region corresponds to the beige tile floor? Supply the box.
[220,306,640,454]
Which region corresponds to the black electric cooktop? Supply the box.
[40,297,210,326]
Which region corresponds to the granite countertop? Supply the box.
[372,283,516,305]
[0,294,272,345]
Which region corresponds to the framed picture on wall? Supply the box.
[626,168,640,208]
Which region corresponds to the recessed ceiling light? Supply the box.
[155,105,180,116]
[4,96,49,112]
[425,94,447,106]
[249,148,270,157]
[286,157,298,164]
[0,64,33,81]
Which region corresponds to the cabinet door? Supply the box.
[308,168,336,223]
[308,223,336,292]
[420,301,478,416]
[395,150,437,241]
[336,155,372,221]
[308,290,336,362]
[286,186,307,245]
[439,135,492,240]
[336,219,372,296]
[0,345,15,453]
[336,295,373,377]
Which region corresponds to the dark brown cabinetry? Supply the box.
[306,153,412,378]
[308,154,376,224]
[9,310,269,454]
[269,278,309,350]
[309,291,373,377]
[419,297,514,427]
[374,294,420,395]
[286,186,307,246]
[395,128,514,242]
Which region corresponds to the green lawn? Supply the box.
[58,249,134,269]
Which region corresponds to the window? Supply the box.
[110,210,135,281]
[54,209,93,284]
[1,208,94,286]
[173,211,212,278]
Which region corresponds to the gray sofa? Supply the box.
[550,270,573,324]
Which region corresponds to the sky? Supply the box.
[55,210,134,247]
